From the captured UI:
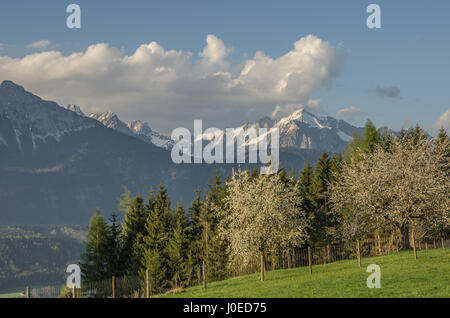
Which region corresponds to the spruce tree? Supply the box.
[201,171,229,282]
[187,190,203,283]
[120,193,147,274]
[298,162,316,220]
[167,201,189,288]
[80,209,109,284]
[362,119,381,153]
[311,152,333,244]
[104,213,123,277]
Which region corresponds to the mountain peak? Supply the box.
[0,80,41,104]
[65,104,85,117]
[0,80,25,91]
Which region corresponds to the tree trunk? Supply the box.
[442,237,446,249]
[260,252,265,281]
[400,225,411,250]
[287,249,291,269]
[356,239,361,268]
[202,260,207,289]
[327,243,331,263]
[425,242,428,250]
[412,229,417,260]
[307,246,312,275]
[434,240,437,249]
[377,233,382,255]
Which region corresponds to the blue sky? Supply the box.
[1,0,449,133]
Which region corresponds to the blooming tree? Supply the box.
[330,136,450,259]
[218,169,310,280]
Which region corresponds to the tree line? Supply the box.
[80,121,449,293]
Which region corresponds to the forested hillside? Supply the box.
[0,225,86,290]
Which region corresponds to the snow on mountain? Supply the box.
[127,120,174,150]
[242,107,363,153]
[0,81,97,151]
[65,104,85,117]
[88,111,173,150]
[89,111,133,136]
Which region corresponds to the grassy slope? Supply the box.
[165,248,450,298]
[0,287,25,298]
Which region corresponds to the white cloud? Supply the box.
[270,99,324,119]
[0,34,346,133]
[434,109,450,131]
[27,40,52,49]
[337,106,365,123]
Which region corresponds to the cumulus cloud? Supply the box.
[270,99,325,119]
[374,85,401,99]
[0,34,346,132]
[434,109,450,131]
[336,106,365,123]
[26,40,52,49]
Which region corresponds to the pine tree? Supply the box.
[138,204,169,293]
[104,213,123,277]
[187,190,203,283]
[311,152,333,244]
[120,193,147,274]
[346,131,364,162]
[298,162,316,221]
[136,184,173,293]
[362,120,381,153]
[201,171,229,282]
[80,209,109,284]
[167,201,189,288]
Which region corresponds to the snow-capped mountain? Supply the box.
[242,108,363,153]
[88,111,174,150]
[127,120,174,150]
[89,111,134,137]
[0,81,98,152]
[65,104,85,117]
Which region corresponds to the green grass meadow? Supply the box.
[164,248,450,298]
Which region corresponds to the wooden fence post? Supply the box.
[356,239,361,268]
[202,260,207,289]
[442,238,445,249]
[145,269,150,298]
[425,242,428,250]
[72,286,76,298]
[26,287,30,299]
[112,276,116,298]
[307,246,312,275]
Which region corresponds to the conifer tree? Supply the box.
[136,184,173,293]
[167,201,189,288]
[362,119,381,153]
[120,193,147,274]
[187,190,203,283]
[201,171,229,281]
[298,162,316,222]
[80,209,109,284]
[311,152,334,244]
[104,213,123,277]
